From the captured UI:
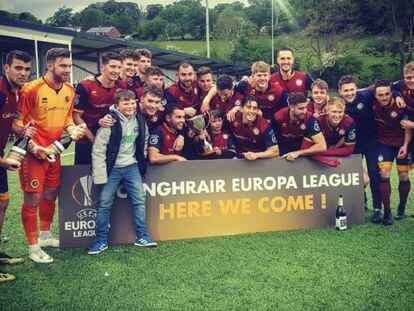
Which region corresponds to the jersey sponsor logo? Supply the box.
[149,135,159,145]
[339,129,345,136]
[348,129,356,140]
[314,122,320,132]
[300,123,306,130]
[296,79,303,86]
[151,116,158,123]
[2,112,19,119]
[357,103,364,110]
[267,94,275,101]
[252,128,260,135]
[41,97,48,104]
[378,155,384,162]
[390,111,398,118]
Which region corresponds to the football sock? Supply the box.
[39,198,55,231]
[398,179,410,210]
[21,204,38,245]
[379,177,391,211]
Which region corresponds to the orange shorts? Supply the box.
[19,153,61,192]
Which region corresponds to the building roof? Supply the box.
[87,26,118,33]
[0,17,250,77]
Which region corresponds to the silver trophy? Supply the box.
[186,111,214,155]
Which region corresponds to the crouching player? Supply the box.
[373,81,412,225]
[89,89,157,255]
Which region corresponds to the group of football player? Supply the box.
[0,45,413,281]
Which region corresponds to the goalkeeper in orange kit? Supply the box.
[14,48,85,263]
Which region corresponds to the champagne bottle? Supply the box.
[335,195,347,230]
[46,124,86,161]
[6,125,34,167]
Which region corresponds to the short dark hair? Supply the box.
[216,75,234,90]
[164,103,184,116]
[6,50,32,65]
[101,52,122,65]
[374,80,391,92]
[136,48,152,60]
[120,49,139,62]
[145,66,164,77]
[142,85,163,99]
[338,75,356,89]
[196,66,212,79]
[210,109,223,119]
[46,48,71,62]
[177,60,193,71]
[287,92,308,106]
[241,95,258,106]
[276,47,294,58]
[114,89,136,105]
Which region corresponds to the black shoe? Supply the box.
[371,210,382,224]
[394,207,406,220]
[382,210,393,226]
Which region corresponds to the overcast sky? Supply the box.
[0,0,248,21]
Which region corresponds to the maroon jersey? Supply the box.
[269,71,313,94]
[164,82,200,109]
[393,80,414,120]
[0,75,19,155]
[235,81,288,120]
[209,130,236,151]
[121,77,141,96]
[145,110,164,130]
[271,107,322,154]
[74,77,126,144]
[210,91,244,114]
[317,114,356,147]
[228,111,278,153]
[149,123,182,155]
[372,100,407,147]
[307,97,326,116]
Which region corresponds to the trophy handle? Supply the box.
[204,110,211,129]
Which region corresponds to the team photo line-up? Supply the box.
[0,46,413,273]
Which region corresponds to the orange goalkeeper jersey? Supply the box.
[14,77,75,147]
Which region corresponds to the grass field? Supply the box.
[1,143,414,310]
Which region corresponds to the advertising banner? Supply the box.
[59,156,364,248]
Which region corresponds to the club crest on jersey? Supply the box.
[300,124,306,130]
[235,100,241,106]
[378,155,384,162]
[223,134,228,139]
[252,128,260,135]
[390,111,398,118]
[357,103,364,110]
[149,136,158,145]
[151,115,158,123]
[179,96,185,103]
[339,129,345,136]
[267,94,275,101]
[65,96,70,103]
[194,88,198,95]
[31,179,39,189]
[296,79,303,86]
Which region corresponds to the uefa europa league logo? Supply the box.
[72,175,96,206]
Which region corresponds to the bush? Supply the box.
[317,55,363,88]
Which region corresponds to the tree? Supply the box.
[290,0,363,74]
[46,7,73,27]
[136,17,168,40]
[79,8,104,31]
[146,4,164,20]
[17,12,42,24]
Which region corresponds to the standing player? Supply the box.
[133,49,152,87]
[138,85,164,130]
[164,61,199,117]
[271,92,327,162]
[372,80,412,224]
[14,48,84,263]
[308,79,329,117]
[197,66,214,102]
[73,52,125,164]
[148,104,187,164]
[270,48,314,95]
[119,49,140,94]
[0,50,32,281]
[136,66,165,103]
[235,61,288,120]
[228,95,279,160]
